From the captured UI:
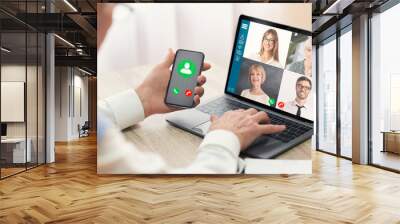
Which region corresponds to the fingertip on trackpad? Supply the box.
[192,121,211,135]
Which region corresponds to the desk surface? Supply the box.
[381,131,400,134]
[99,64,311,169]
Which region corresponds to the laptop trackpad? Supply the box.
[165,109,210,135]
[243,136,284,159]
[192,121,211,135]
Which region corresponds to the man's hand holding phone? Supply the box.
[164,49,206,108]
[135,49,210,117]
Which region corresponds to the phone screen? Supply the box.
[165,49,204,108]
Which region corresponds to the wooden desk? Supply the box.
[382,131,400,155]
[1,138,31,164]
[98,64,311,170]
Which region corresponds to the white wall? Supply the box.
[1,82,24,122]
[55,67,69,141]
[1,64,46,164]
[1,65,37,138]
[54,67,89,141]
[1,66,26,129]
[98,3,311,74]
[72,74,89,138]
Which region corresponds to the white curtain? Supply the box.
[98,3,311,74]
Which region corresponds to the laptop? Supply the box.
[166,15,313,159]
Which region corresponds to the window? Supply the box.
[1,30,28,178]
[339,27,352,158]
[370,2,400,171]
[317,36,337,154]
[0,1,46,179]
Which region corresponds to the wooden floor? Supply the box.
[1,167,26,178]
[373,150,400,171]
[0,135,400,224]
[1,163,45,178]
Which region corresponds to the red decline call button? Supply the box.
[185,89,192,96]
[278,101,285,108]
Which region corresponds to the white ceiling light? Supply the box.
[1,47,11,53]
[54,34,75,48]
[323,0,355,15]
[63,0,78,12]
[78,67,92,76]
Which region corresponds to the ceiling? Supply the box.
[0,0,395,75]
[311,0,390,43]
[0,0,97,75]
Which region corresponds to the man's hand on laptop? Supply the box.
[209,108,286,150]
[136,49,211,117]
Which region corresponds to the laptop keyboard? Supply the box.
[197,97,312,142]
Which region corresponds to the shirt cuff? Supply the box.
[199,129,241,158]
[103,89,145,130]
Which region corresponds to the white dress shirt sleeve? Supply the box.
[98,88,243,174]
[172,129,242,174]
[102,89,145,130]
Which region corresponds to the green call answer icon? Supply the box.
[269,98,276,106]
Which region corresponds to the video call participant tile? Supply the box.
[235,58,284,107]
[276,70,313,120]
[243,21,292,69]
[284,34,312,77]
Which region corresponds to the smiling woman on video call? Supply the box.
[250,29,282,68]
[240,64,271,106]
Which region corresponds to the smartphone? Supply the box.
[164,49,205,108]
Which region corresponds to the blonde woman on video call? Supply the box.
[240,64,271,106]
[249,29,283,68]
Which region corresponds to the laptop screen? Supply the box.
[225,15,313,123]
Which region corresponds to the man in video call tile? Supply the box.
[240,64,271,106]
[283,76,312,119]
